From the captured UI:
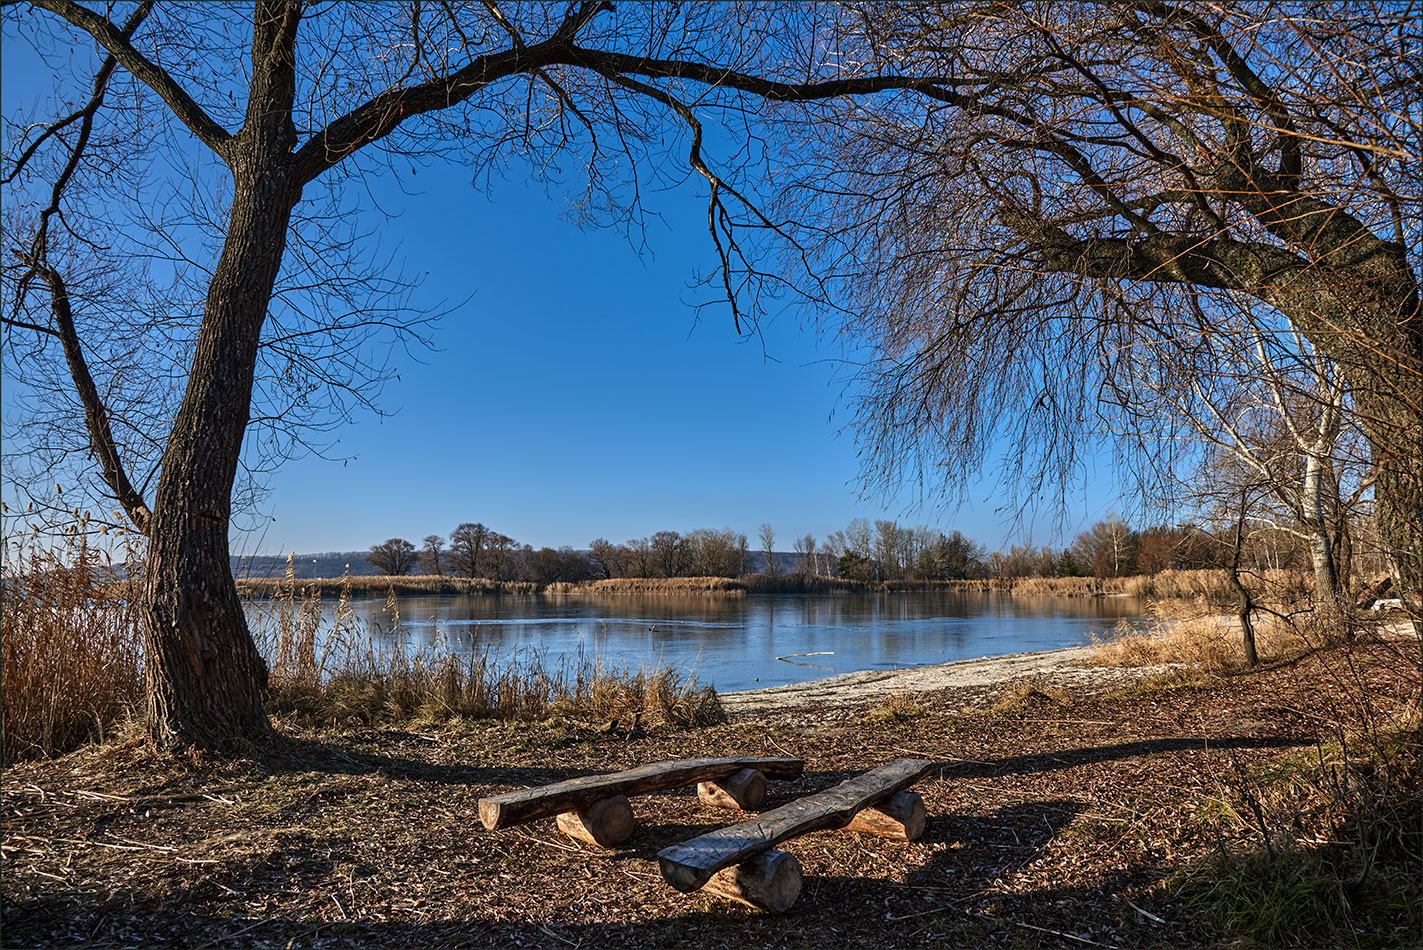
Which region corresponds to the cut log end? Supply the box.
[555,795,635,848]
[844,790,926,841]
[697,768,767,811]
[478,799,501,831]
[703,849,803,913]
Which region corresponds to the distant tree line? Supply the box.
[368,513,1386,586]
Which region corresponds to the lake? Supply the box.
[250,591,1146,693]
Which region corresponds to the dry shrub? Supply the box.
[1,535,142,763]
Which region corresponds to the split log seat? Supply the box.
[658,757,935,912]
[478,756,805,848]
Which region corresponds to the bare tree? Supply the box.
[778,3,1421,623]
[587,537,622,580]
[366,538,417,576]
[624,536,655,579]
[685,527,745,578]
[1072,518,1141,580]
[447,523,489,580]
[649,530,687,578]
[793,533,816,577]
[419,535,444,576]
[758,522,776,576]
[5,2,982,749]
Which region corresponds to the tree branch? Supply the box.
[16,256,152,533]
[29,0,234,158]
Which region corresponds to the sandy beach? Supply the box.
[719,644,1171,717]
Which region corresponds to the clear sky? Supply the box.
[1,20,1126,558]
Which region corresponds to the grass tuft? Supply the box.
[1176,707,1422,946]
[865,692,927,721]
[993,678,1067,710]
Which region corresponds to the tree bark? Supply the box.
[1302,446,1340,606]
[142,167,299,749]
[141,3,303,751]
[1230,490,1259,668]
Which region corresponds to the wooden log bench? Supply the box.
[478,756,805,848]
[657,757,934,913]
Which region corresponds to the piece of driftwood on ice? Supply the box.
[658,757,934,892]
[478,756,805,830]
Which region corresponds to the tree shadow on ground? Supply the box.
[3,798,1192,949]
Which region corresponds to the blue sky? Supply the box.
[1,20,1125,558]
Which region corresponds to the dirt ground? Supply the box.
[2,638,1418,948]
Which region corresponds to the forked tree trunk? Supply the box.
[141,2,304,751]
[143,163,301,749]
[1229,491,1259,667]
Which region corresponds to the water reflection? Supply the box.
[247,591,1144,693]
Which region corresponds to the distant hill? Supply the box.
[231,551,378,579]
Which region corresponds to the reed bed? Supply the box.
[247,570,724,729]
[893,578,1009,592]
[238,575,538,597]
[2,552,723,763]
[553,576,749,595]
[1,538,142,764]
[738,573,867,593]
[1010,575,1127,597]
[1121,568,1312,603]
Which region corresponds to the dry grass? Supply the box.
[1087,601,1346,670]
[2,552,723,765]
[993,678,1069,710]
[1122,568,1312,603]
[929,570,1313,605]
[1011,575,1126,597]
[1,537,142,764]
[247,568,725,730]
[863,692,927,721]
[557,576,749,595]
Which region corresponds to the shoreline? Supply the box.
[230,569,1265,601]
[719,643,1170,718]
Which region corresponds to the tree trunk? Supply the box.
[1230,488,1259,667]
[1337,299,1422,634]
[1301,447,1340,605]
[142,160,301,750]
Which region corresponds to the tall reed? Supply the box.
[1,533,142,763]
